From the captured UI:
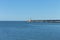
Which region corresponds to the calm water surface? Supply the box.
[0,21,60,40]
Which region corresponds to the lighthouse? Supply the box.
[27,18,32,22]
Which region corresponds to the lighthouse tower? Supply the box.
[27,17,32,22]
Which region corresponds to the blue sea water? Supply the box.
[0,21,60,40]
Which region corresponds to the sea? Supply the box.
[0,21,60,40]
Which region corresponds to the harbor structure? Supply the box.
[27,20,60,23]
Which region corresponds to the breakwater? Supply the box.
[27,20,60,23]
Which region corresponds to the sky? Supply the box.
[0,0,60,21]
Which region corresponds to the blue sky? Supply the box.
[0,0,60,21]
